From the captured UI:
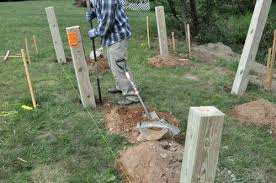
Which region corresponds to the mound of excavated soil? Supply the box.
[87,57,110,73]
[118,140,183,183]
[231,99,276,137]
[148,55,192,68]
[192,42,240,63]
[104,106,179,142]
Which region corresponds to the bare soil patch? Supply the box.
[104,106,179,142]
[87,56,110,73]
[118,140,183,183]
[230,99,276,137]
[148,55,192,68]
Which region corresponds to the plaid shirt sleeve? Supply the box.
[93,0,115,37]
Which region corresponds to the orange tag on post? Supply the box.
[67,32,79,46]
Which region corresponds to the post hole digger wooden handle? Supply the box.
[86,0,102,104]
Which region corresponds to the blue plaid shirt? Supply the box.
[90,0,131,47]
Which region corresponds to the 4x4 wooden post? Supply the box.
[180,106,224,183]
[66,26,96,108]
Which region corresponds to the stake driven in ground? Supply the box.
[21,49,37,108]
[187,24,191,59]
[180,106,224,183]
[24,37,31,63]
[269,30,276,90]
[155,6,168,57]
[3,50,10,61]
[231,0,272,95]
[146,16,150,48]
[45,7,66,64]
[32,35,38,54]
[86,0,102,104]
[172,32,176,52]
[266,48,272,90]
[66,26,96,108]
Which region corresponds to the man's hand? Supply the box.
[85,9,97,21]
[88,29,97,39]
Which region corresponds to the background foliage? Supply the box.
[150,0,276,62]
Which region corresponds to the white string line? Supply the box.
[58,64,132,183]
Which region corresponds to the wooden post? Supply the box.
[172,32,176,52]
[268,30,276,90]
[45,7,66,64]
[266,48,272,90]
[66,26,96,108]
[21,49,37,108]
[187,24,192,59]
[32,35,39,54]
[4,50,10,61]
[146,16,150,49]
[25,37,31,63]
[231,0,272,95]
[155,6,169,57]
[180,106,224,183]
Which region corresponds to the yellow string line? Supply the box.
[58,64,132,183]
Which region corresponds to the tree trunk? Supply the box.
[190,0,199,34]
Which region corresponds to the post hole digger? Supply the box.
[86,0,103,104]
[115,58,180,141]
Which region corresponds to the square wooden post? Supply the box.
[231,0,272,95]
[45,7,66,64]
[180,106,224,183]
[155,6,168,57]
[66,26,96,108]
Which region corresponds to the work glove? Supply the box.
[85,9,97,21]
[88,28,97,39]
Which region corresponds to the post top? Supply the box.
[66,26,80,31]
[190,106,225,117]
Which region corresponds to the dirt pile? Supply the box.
[118,140,183,183]
[192,42,240,63]
[74,0,87,7]
[87,57,110,73]
[231,99,276,137]
[104,106,179,142]
[148,55,192,68]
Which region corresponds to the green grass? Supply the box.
[0,0,276,182]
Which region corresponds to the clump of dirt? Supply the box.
[118,140,183,183]
[231,99,276,137]
[148,55,192,68]
[87,56,110,73]
[104,106,179,142]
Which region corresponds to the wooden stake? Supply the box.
[231,0,272,95]
[187,24,191,59]
[155,6,169,57]
[180,106,224,183]
[45,7,66,64]
[146,16,150,49]
[0,55,21,58]
[269,30,276,89]
[66,26,96,108]
[21,49,37,108]
[172,32,176,52]
[3,50,10,61]
[32,35,38,54]
[266,48,272,90]
[25,37,31,63]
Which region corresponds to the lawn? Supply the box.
[0,0,275,182]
